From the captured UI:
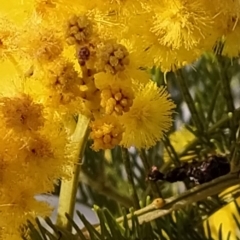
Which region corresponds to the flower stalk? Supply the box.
[56,114,90,230]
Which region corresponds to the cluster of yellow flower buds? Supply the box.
[0,1,176,237]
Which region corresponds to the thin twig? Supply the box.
[207,81,221,124]
[81,173,240,236]
[119,172,240,225]
[162,136,181,166]
[218,57,235,115]
[218,56,236,144]
[175,69,205,133]
[195,92,207,128]
[121,148,140,209]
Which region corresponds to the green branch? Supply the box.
[57,114,90,230]
[118,173,240,226]
[81,173,240,236]
[162,136,180,166]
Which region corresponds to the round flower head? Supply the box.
[128,0,215,71]
[45,60,82,95]
[120,81,175,149]
[96,41,130,74]
[40,59,86,114]
[94,39,150,87]
[90,115,123,151]
[149,0,213,50]
[65,14,94,46]
[16,120,73,189]
[100,81,134,115]
[19,21,64,65]
[0,93,45,133]
[22,134,54,163]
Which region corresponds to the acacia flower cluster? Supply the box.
[79,0,240,71]
[0,0,238,238]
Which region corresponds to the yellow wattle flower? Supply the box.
[0,93,45,133]
[150,0,213,51]
[18,20,64,65]
[90,115,123,151]
[32,59,85,114]
[95,40,130,74]
[0,0,229,238]
[0,181,51,232]
[128,0,218,72]
[65,14,94,46]
[100,81,134,115]
[94,39,150,87]
[16,130,72,190]
[45,60,82,94]
[120,81,175,149]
